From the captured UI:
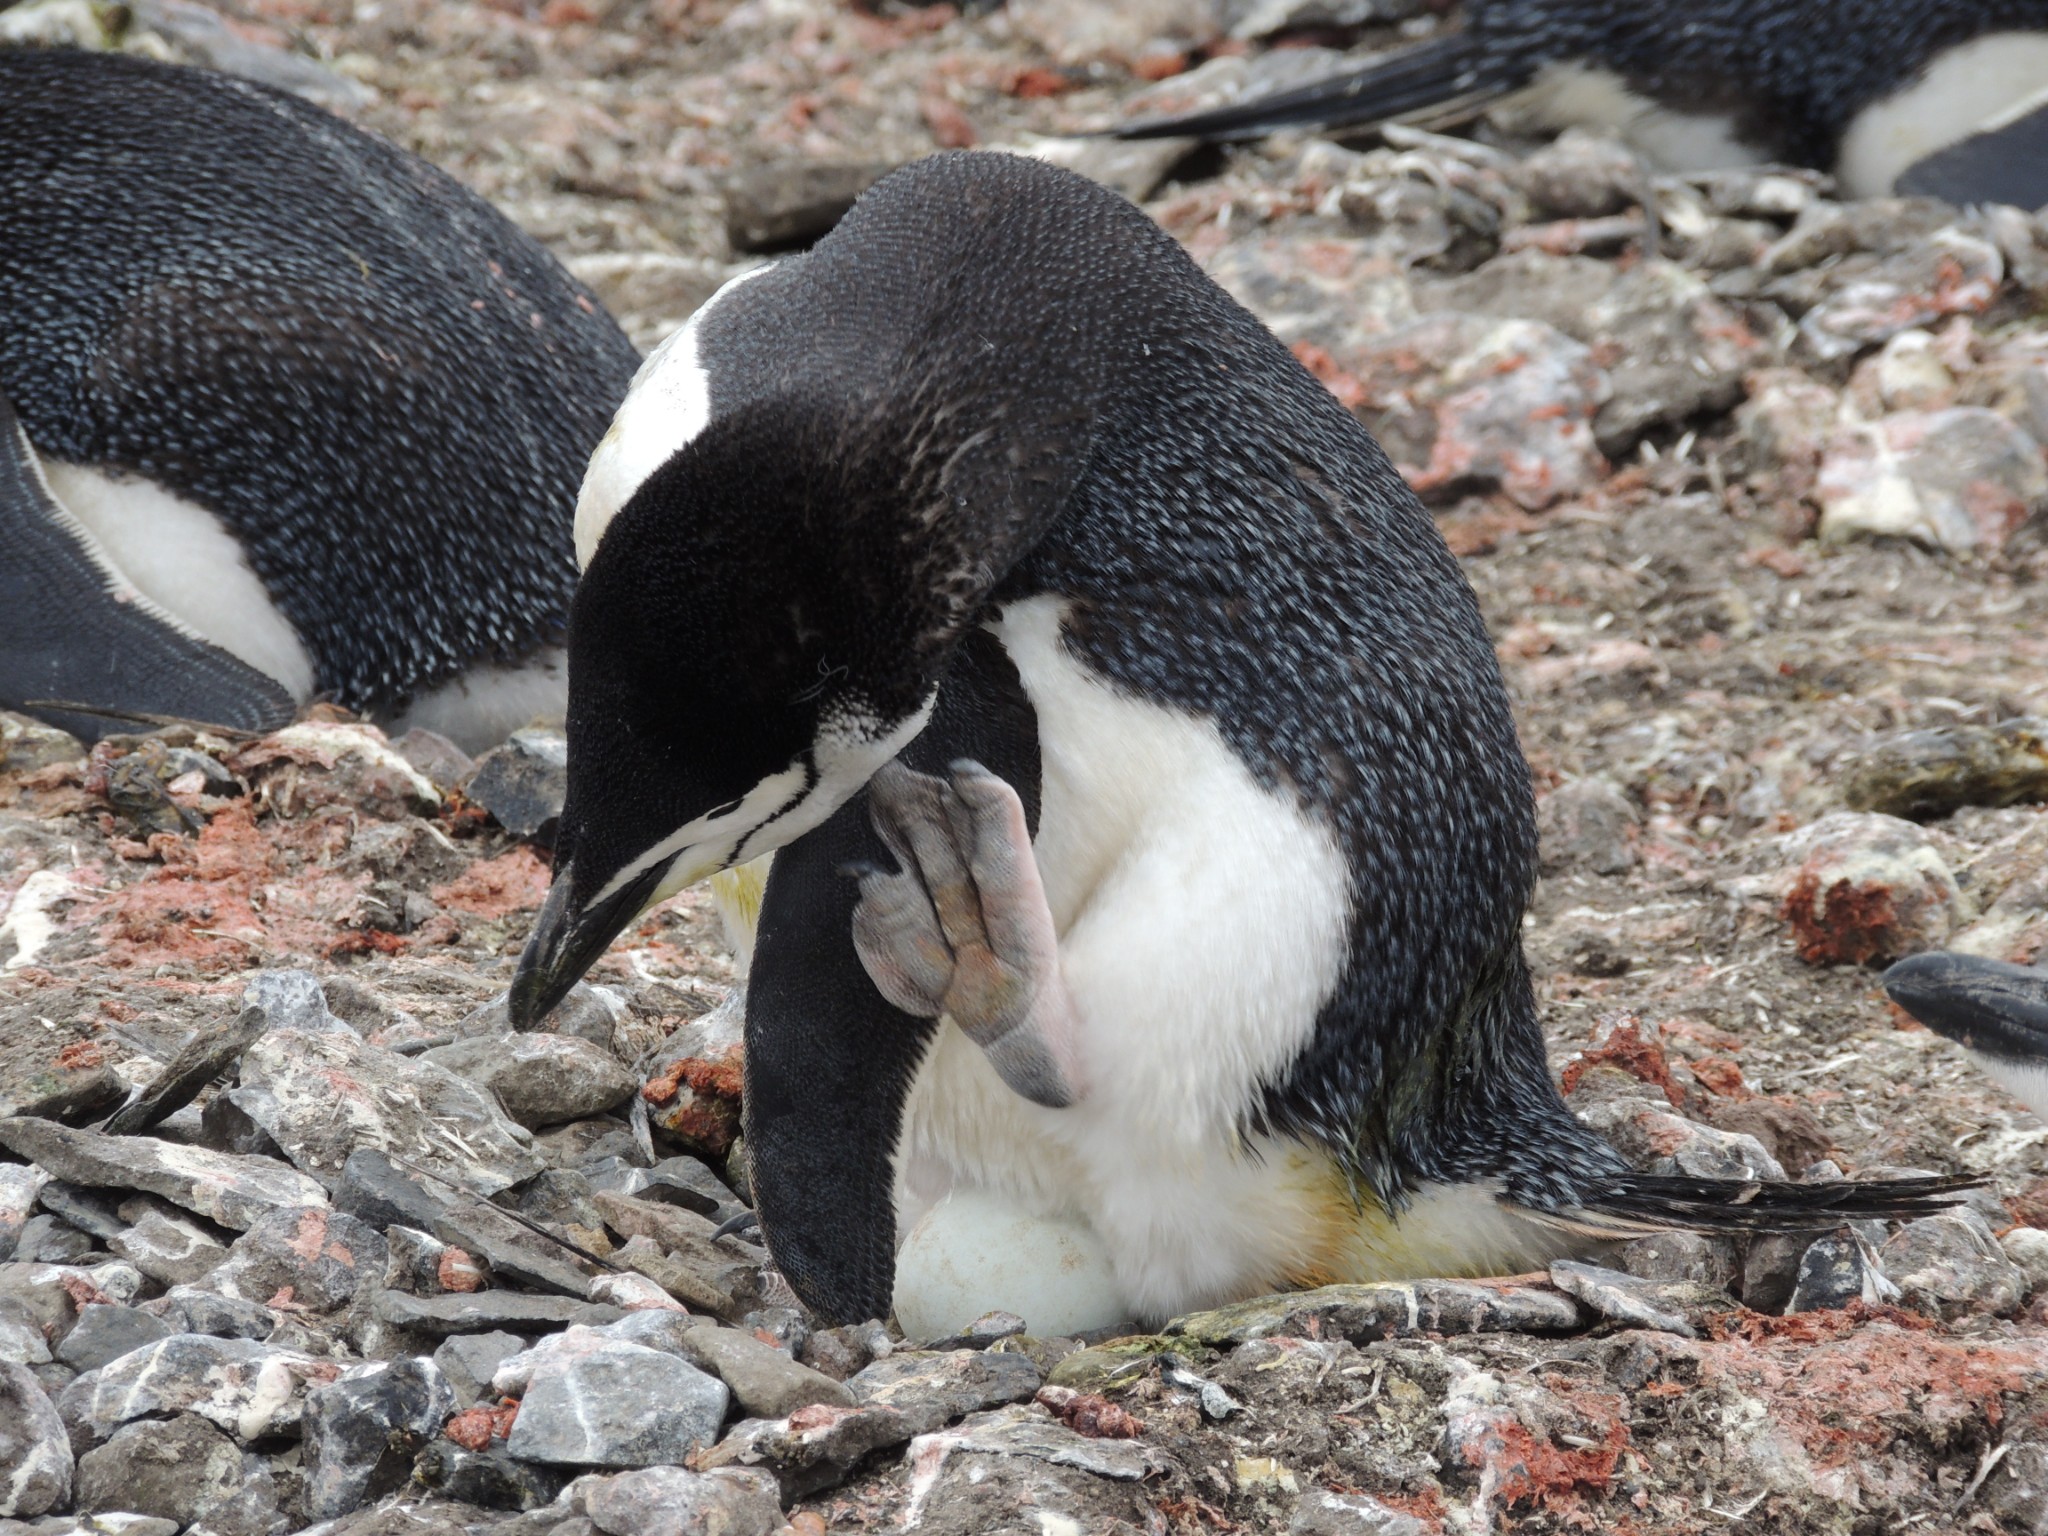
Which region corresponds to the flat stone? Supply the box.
[1617,1231,1740,1290]
[411,1441,569,1512]
[107,1209,228,1287]
[1788,1233,1888,1313]
[574,1464,784,1536]
[0,1120,328,1232]
[374,1290,622,1337]
[848,1348,1044,1433]
[462,730,568,846]
[0,1313,52,1366]
[1,711,85,772]
[692,1401,920,1501]
[503,1339,729,1468]
[1045,1338,1174,1393]
[421,1036,637,1131]
[138,1288,276,1342]
[1818,406,2047,555]
[199,1205,385,1313]
[2003,1226,2048,1294]
[1289,1489,1430,1535]
[14,1216,97,1267]
[73,1415,244,1526]
[303,1358,458,1520]
[0,1362,70,1516]
[905,1402,1168,1485]
[35,1186,124,1244]
[337,1152,594,1298]
[71,1334,338,1443]
[722,162,891,254]
[1843,718,2048,822]
[1537,776,1639,876]
[231,1028,541,1196]
[102,1009,268,1138]
[56,1308,173,1374]
[1882,1210,2026,1320]
[0,1034,125,1125]
[435,1331,526,1409]
[1168,1280,1584,1347]
[1549,1260,1729,1337]
[672,1322,850,1420]
[0,1166,48,1263]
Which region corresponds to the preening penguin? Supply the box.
[1886,950,2048,1118]
[513,150,1971,1331]
[1113,0,2048,208]
[0,49,640,749]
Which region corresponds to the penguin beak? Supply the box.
[509,856,672,1028]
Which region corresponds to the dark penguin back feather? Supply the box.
[0,49,640,712]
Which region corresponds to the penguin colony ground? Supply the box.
[1115,0,2048,209]
[513,150,1971,1331]
[0,49,640,751]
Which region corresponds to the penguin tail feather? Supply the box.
[1109,33,1507,143]
[1513,1172,1984,1239]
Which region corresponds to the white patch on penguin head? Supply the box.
[588,688,937,911]
[574,261,776,571]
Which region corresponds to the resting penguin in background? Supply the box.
[510,151,1973,1333]
[1886,951,2048,1117]
[1113,0,2048,209]
[0,49,640,750]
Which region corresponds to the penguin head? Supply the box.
[509,395,962,1026]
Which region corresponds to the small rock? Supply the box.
[587,1273,682,1313]
[0,1362,70,1516]
[1735,366,1841,495]
[462,729,569,846]
[574,1464,785,1536]
[0,1118,329,1232]
[1549,1260,1725,1337]
[1537,775,1639,874]
[799,1322,887,1382]
[73,1414,244,1526]
[906,1402,1169,1484]
[692,1401,919,1500]
[390,727,475,790]
[722,162,891,255]
[1797,227,2003,362]
[1787,1232,1890,1312]
[232,1028,542,1196]
[56,1307,173,1374]
[503,1339,729,1468]
[1167,1279,1583,1347]
[1987,1441,2048,1533]
[227,721,438,818]
[1,711,85,773]
[1289,1488,1429,1536]
[73,1334,337,1443]
[435,1331,526,1409]
[339,1153,593,1298]
[848,1349,1045,1432]
[412,1440,569,1512]
[1778,811,1969,966]
[1009,0,1222,65]
[2003,1227,2048,1294]
[106,1208,228,1287]
[0,1165,49,1263]
[241,970,351,1035]
[103,1008,270,1139]
[1515,128,1643,219]
[1817,406,2046,554]
[1045,1338,1172,1393]
[12,1211,95,1266]
[36,1184,125,1244]
[139,1287,276,1342]
[1582,260,1764,454]
[0,1312,53,1366]
[421,1036,637,1130]
[673,1322,850,1420]
[1843,718,2048,821]
[303,1358,458,1520]
[373,1291,623,1337]
[1617,1231,1739,1291]
[1881,1210,2026,1319]
[200,1205,384,1312]
[1575,1098,1787,1181]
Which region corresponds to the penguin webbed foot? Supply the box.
[850,758,1083,1109]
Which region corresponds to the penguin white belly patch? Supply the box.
[514,150,1981,1333]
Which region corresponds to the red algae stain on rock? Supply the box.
[432,847,550,918]
[1558,1016,1683,1106]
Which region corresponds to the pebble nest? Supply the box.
[7,0,2048,1531]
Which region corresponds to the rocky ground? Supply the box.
[8,0,2048,1531]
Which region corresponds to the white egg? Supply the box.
[892,1188,1133,1342]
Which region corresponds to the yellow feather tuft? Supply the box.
[709,856,772,977]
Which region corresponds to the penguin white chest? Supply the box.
[894,594,1358,1326]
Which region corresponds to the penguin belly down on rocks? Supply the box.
[0,49,640,750]
[510,151,1974,1334]
[1111,0,2048,210]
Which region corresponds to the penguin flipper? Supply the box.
[1530,1170,1984,1239]
[745,630,1041,1328]
[1109,33,1505,143]
[0,397,298,742]
[1893,105,2048,211]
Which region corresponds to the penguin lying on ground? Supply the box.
[510,150,1973,1331]
[1886,950,2048,1118]
[1112,0,2048,209]
[0,49,639,750]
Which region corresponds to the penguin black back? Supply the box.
[0,49,639,721]
[1116,0,2048,199]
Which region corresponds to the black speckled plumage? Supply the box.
[0,48,639,716]
[536,152,1974,1325]
[1115,0,2048,179]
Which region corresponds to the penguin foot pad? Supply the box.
[850,758,1083,1109]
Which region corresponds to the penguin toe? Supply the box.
[849,860,955,1017]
